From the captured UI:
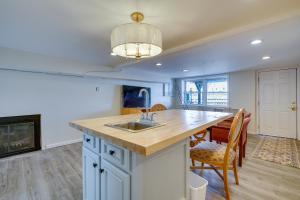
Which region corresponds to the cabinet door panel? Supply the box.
[101,159,130,200]
[83,147,100,200]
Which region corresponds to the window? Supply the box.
[182,75,228,107]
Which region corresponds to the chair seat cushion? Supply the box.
[190,141,236,165]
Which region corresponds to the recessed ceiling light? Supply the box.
[262,56,271,60]
[156,63,162,66]
[251,39,262,45]
[183,69,189,72]
[110,52,117,56]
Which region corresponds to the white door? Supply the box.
[259,69,297,138]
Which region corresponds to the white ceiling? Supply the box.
[1,0,300,78]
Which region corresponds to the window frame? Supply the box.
[181,74,229,108]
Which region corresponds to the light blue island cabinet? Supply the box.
[82,133,130,200]
[70,110,232,200]
[82,147,100,200]
[82,131,188,200]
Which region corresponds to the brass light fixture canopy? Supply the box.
[111,11,162,59]
[131,12,144,23]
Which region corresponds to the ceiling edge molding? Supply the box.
[0,67,170,84]
[0,46,173,82]
[0,46,114,72]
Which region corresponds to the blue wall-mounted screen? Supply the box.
[122,85,151,108]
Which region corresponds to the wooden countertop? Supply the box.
[70,109,232,156]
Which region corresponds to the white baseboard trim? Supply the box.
[43,138,82,150]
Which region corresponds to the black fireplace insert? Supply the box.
[0,114,41,158]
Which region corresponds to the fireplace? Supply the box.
[0,114,41,158]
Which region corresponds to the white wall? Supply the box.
[228,70,256,133]
[0,70,172,149]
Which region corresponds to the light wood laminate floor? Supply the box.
[0,135,299,200]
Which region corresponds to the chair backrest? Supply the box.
[244,113,251,119]
[242,117,251,137]
[150,104,167,112]
[224,108,244,162]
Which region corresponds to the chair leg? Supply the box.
[191,159,195,167]
[239,146,243,167]
[233,158,239,185]
[223,166,230,200]
[244,134,248,158]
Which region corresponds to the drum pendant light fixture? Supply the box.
[111,12,162,59]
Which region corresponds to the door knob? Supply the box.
[289,102,297,112]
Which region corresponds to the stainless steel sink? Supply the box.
[105,121,165,133]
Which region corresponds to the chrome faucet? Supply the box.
[150,113,156,121]
[138,88,152,121]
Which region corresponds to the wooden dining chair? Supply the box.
[190,129,207,148]
[150,103,167,112]
[209,113,251,166]
[190,108,244,200]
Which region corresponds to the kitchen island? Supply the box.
[70,109,232,200]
